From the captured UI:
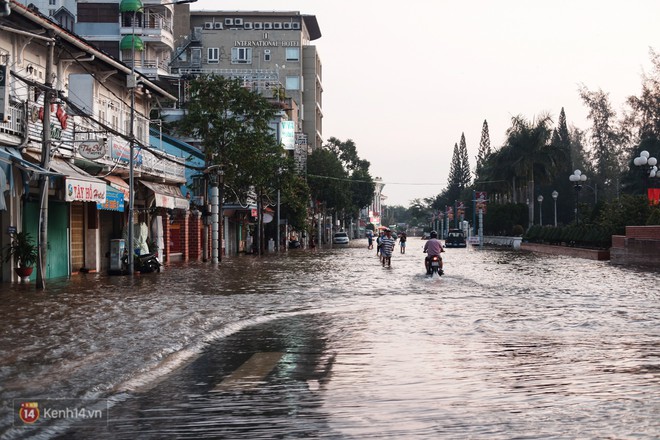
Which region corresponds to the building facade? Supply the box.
[1,0,196,282]
[171,10,323,151]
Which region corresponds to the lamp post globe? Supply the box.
[551,190,558,227]
[634,151,658,201]
[569,170,586,225]
[537,195,544,226]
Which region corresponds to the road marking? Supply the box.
[213,352,283,391]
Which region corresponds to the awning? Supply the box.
[119,0,143,12]
[97,185,125,212]
[104,175,130,201]
[140,180,188,210]
[0,147,58,177]
[120,35,144,51]
[47,157,107,203]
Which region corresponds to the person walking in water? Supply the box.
[366,229,373,250]
[399,231,407,254]
[380,229,396,267]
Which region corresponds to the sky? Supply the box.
[191,0,660,206]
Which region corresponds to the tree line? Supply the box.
[391,49,660,237]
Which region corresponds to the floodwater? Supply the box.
[1,238,659,439]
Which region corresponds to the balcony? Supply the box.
[120,13,174,50]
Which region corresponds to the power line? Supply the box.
[307,174,444,186]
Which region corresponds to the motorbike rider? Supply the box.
[423,230,444,275]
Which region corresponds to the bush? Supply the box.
[512,224,525,236]
[647,206,660,225]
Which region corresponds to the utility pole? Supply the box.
[36,40,54,289]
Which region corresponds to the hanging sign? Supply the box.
[78,140,107,160]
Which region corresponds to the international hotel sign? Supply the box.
[234,40,300,47]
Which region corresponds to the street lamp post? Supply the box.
[537,195,544,226]
[569,170,587,225]
[551,190,558,227]
[634,150,658,199]
[126,0,197,274]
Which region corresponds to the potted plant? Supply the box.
[4,231,39,278]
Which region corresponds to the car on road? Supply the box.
[445,229,467,248]
[332,231,350,245]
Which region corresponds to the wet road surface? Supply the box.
[1,238,659,439]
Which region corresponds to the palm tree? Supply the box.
[484,114,566,228]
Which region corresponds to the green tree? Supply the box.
[492,114,563,228]
[475,120,492,182]
[625,48,660,141]
[458,132,472,189]
[307,148,351,213]
[177,75,278,183]
[446,143,463,204]
[309,137,375,228]
[579,85,624,201]
[176,75,307,254]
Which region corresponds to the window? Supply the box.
[231,47,252,64]
[207,47,219,63]
[285,47,300,62]
[285,75,300,91]
[264,52,271,62]
[49,0,56,5]
[77,3,118,23]
[191,48,202,66]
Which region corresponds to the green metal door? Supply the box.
[25,201,69,280]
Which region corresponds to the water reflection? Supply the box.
[1,238,658,439]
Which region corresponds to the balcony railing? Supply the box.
[0,103,24,136]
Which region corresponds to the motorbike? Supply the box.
[425,254,443,276]
[122,251,162,273]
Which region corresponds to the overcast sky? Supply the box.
[192,0,660,206]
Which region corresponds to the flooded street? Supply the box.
[1,237,659,439]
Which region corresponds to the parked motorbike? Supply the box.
[425,254,443,277]
[122,251,161,273]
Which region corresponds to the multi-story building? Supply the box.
[75,0,191,81]
[170,10,323,151]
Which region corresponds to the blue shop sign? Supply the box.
[97,185,125,212]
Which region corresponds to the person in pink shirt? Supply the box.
[423,231,444,274]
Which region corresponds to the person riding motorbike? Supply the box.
[423,230,444,275]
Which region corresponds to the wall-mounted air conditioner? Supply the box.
[291,22,300,30]
[204,22,213,29]
[234,18,243,25]
[263,22,272,29]
[254,22,263,29]
[244,22,252,29]
[214,22,223,29]
[273,22,282,29]
[283,22,292,29]
[224,18,233,26]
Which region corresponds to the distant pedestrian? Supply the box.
[399,231,407,254]
[380,229,395,267]
[376,231,383,256]
[366,230,373,250]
